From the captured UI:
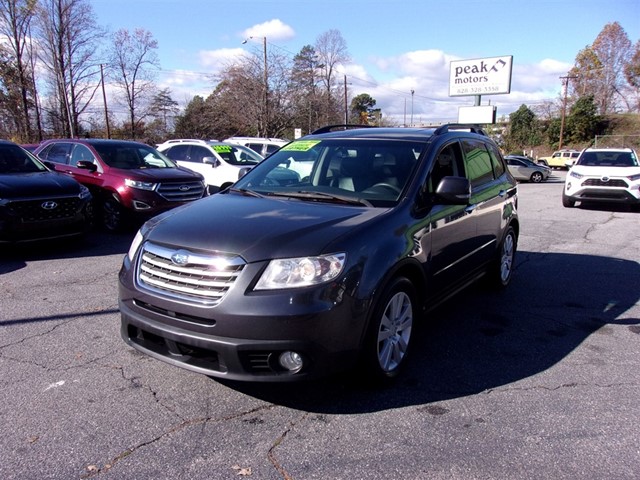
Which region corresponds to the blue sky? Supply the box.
[91,0,640,123]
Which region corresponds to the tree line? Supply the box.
[1,1,638,149]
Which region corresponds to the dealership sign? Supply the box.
[449,56,513,97]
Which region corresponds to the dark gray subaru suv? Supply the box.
[119,125,519,382]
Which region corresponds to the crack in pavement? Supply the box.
[79,403,278,478]
[267,412,310,480]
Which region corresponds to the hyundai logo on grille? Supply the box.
[41,201,58,210]
[179,185,191,192]
[601,176,610,182]
[171,250,190,265]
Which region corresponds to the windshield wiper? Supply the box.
[228,187,264,198]
[267,190,372,207]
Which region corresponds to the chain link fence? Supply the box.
[594,135,640,149]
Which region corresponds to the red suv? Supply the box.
[35,139,206,231]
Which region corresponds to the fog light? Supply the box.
[132,200,151,210]
[278,351,304,372]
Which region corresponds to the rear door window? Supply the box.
[461,139,495,187]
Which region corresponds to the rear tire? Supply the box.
[488,226,516,289]
[360,277,417,383]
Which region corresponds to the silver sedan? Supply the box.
[506,155,551,183]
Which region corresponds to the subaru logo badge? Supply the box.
[41,201,58,210]
[171,250,190,266]
[179,185,190,192]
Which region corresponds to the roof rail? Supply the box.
[433,124,488,137]
[311,124,376,135]
[161,139,213,145]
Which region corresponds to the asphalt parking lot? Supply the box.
[1,171,639,480]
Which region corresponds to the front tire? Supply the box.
[103,197,125,231]
[562,192,575,208]
[361,277,416,382]
[530,172,543,183]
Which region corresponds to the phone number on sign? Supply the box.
[453,85,503,95]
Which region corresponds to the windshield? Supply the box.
[577,151,638,167]
[233,138,424,207]
[0,144,49,174]
[210,143,263,166]
[93,143,177,169]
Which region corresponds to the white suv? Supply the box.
[223,137,289,157]
[157,139,263,192]
[563,147,640,209]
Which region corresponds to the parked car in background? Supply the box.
[539,149,580,169]
[21,143,40,153]
[505,155,550,183]
[156,139,263,192]
[563,147,640,209]
[0,140,92,243]
[223,136,289,157]
[35,139,206,231]
[119,124,519,383]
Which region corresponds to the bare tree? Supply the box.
[623,40,640,112]
[108,28,159,139]
[570,22,632,114]
[0,0,37,141]
[36,0,104,137]
[315,29,350,125]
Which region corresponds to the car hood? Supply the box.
[145,193,388,262]
[571,165,640,177]
[112,166,203,181]
[0,171,81,197]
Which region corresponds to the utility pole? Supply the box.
[100,64,111,139]
[262,36,268,137]
[344,75,348,124]
[242,36,268,136]
[410,90,415,127]
[558,75,578,149]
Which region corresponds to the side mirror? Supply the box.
[238,166,253,179]
[43,160,57,170]
[203,156,220,167]
[435,176,471,205]
[76,160,97,172]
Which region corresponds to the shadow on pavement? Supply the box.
[223,250,640,413]
[0,228,137,274]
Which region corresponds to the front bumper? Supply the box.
[564,177,640,205]
[564,186,640,204]
[118,263,367,382]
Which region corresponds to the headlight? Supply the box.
[628,173,640,181]
[255,253,346,290]
[127,228,145,262]
[125,178,157,191]
[569,170,583,180]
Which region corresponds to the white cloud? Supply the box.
[198,47,248,70]
[349,52,574,123]
[241,19,296,42]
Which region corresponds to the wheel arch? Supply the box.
[357,258,426,347]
